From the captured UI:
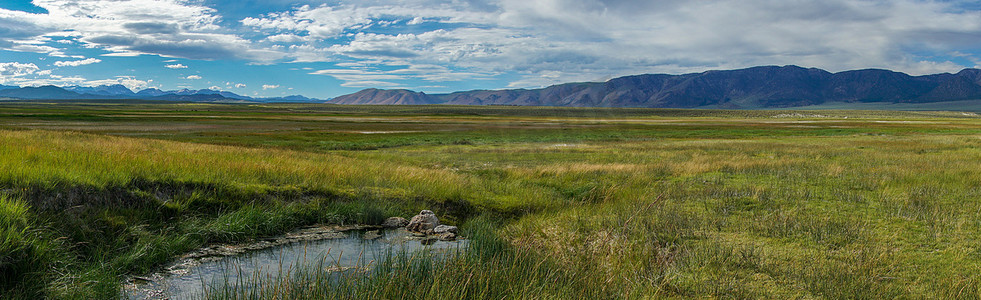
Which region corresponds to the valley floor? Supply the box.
[1,102,980,298]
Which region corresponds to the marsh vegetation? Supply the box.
[1,102,980,298]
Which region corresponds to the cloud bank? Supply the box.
[1,0,980,92]
[243,0,981,87]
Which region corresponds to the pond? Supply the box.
[122,227,466,299]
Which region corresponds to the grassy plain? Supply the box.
[1,101,980,298]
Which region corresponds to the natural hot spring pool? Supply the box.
[122,227,467,299]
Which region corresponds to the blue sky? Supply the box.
[1,0,981,99]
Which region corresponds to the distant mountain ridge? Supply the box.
[7,65,981,107]
[0,84,320,103]
[329,66,981,108]
[328,88,439,105]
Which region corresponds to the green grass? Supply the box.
[0,102,980,298]
[0,195,64,298]
[787,99,981,112]
[204,218,613,300]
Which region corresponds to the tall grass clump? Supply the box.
[0,195,62,298]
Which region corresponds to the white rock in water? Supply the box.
[406,210,439,234]
[437,232,457,241]
[433,225,458,234]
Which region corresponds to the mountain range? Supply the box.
[328,65,981,108]
[5,65,981,108]
[0,84,319,103]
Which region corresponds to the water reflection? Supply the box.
[123,228,465,300]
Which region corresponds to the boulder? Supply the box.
[406,210,439,234]
[433,225,458,234]
[381,217,409,228]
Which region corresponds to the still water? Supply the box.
[123,228,466,299]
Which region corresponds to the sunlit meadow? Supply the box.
[1,103,980,298]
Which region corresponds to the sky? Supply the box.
[1,0,981,99]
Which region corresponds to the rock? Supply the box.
[406,210,439,234]
[381,217,409,228]
[437,232,457,241]
[433,225,458,234]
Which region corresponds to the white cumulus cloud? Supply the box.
[265,34,305,43]
[165,64,188,69]
[0,0,285,61]
[262,84,279,90]
[54,58,101,67]
[407,17,425,25]
[185,75,202,79]
[0,62,40,77]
